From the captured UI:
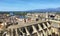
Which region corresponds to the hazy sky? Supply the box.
[0,0,60,11]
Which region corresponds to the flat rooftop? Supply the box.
[7,20,46,29]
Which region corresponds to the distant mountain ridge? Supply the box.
[0,7,60,13]
[26,7,60,12]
